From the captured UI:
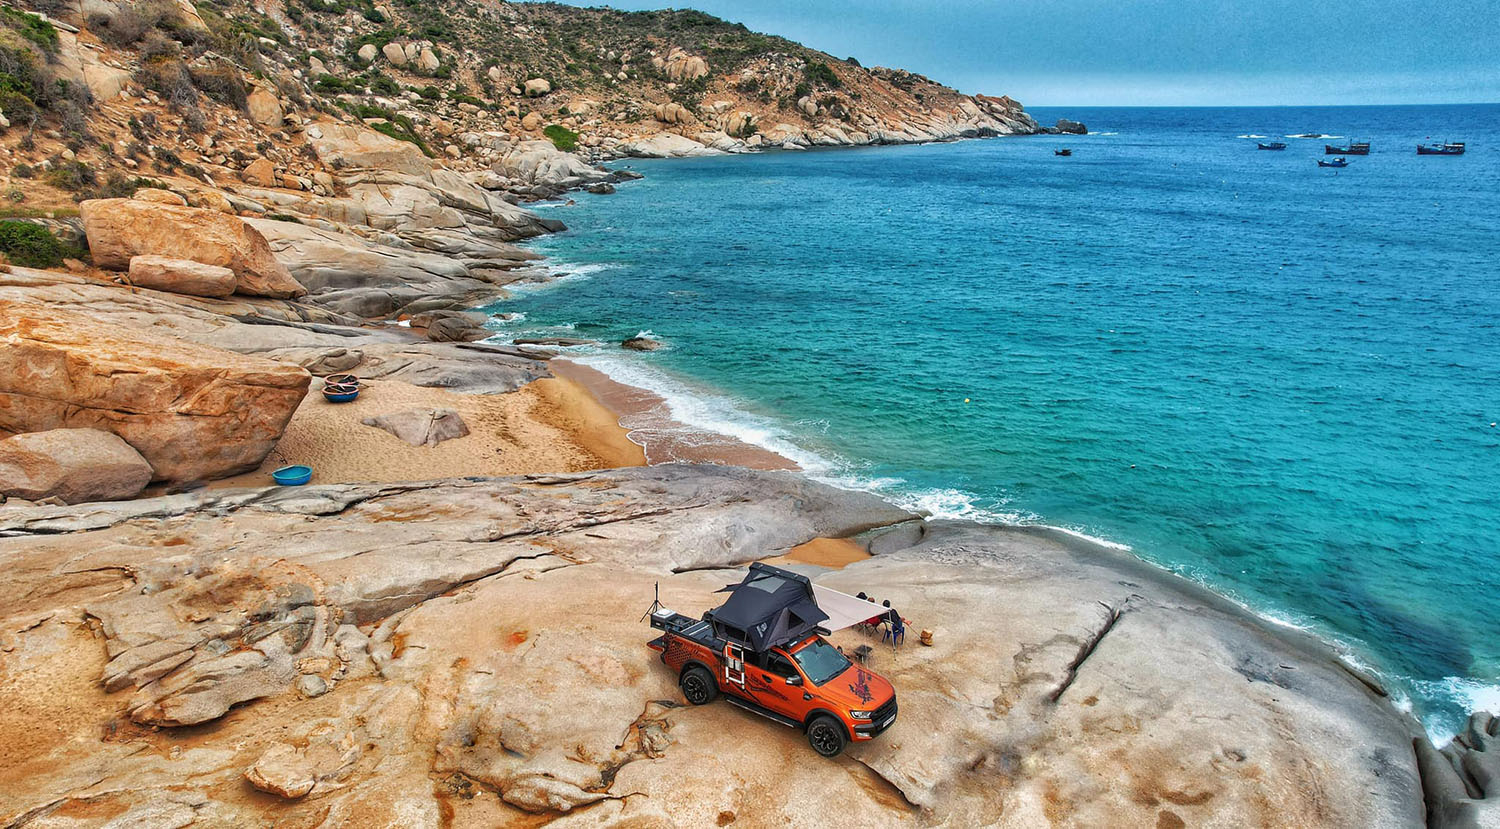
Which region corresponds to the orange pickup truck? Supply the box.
[647,563,898,757]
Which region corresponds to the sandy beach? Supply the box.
[209,374,645,489]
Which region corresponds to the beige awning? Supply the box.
[812,584,887,632]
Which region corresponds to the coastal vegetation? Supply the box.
[543,123,579,151]
[0,218,64,266]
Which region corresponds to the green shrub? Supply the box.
[0,220,64,267]
[190,60,248,109]
[542,123,578,152]
[44,160,97,192]
[314,73,361,94]
[0,8,58,52]
[804,61,841,88]
[369,73,399,95]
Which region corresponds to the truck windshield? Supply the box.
[789,638,850,686]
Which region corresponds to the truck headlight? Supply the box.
[849,710,873,720]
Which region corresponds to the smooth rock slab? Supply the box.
[0,427,153,503]
[361,407,470,447]
[127,255,237,298]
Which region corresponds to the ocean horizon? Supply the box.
[484,103,1500,741]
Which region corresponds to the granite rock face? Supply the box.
[80,198,308,299]
[0,466,1436,826]
[0,300,310,483]
[0,428,153,503]
[127,255,237,298]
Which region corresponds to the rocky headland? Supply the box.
[0,1,1494,826]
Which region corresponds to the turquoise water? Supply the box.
[485,105,1500,737]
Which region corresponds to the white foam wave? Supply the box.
[1286,133,1341,139]
[1087,131,1118,136]
[505,261,621,295]
[1413,677,1500,745]
[1048,524,1133,551]
[1237,134,1268,139]
[572,353,840,475]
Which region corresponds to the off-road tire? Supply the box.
[807,715,847,758]
[680,666,718,705]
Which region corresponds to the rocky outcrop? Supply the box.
[654,102,693,125]
[0,428,153,503]
[655,49,709,82]
[621,335,664,351]
[305,122,433,177]
[80,198,308,299]
[0,467,1432,826]
[245,218,536,319]
[361,408,470,447]
[127,255,237,298]
[0,268,551,394]
[0,301,310,483]
[616,133,723,158]
[488,140,613,197]
[1055,118,1088,135]
[1419,713,1500,828]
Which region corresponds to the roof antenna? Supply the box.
[639,581,662,623]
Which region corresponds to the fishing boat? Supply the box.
[1054,148,1072,156]
[1257,142,1287,150]
[1318,157,1349,168]
[1416,142,1465,155]
[1325,141,1370,155]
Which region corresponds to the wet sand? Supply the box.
[549,359,798,471]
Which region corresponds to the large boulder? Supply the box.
[659,50,708,82]
[523,78,551,97]
[1056,118,1088,134]
[723,110,756,138]
[360,408,470,447]
[0,428,153,503]
[415,47,440,74]
[305,122,432,176]
[80,199,307,299]
[381,42,409,67]
[654,102,693,125]
[127,255,237,298]
[247,87,283,128]
[0,302,310,483]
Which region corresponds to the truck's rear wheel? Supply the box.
[807,715,847,758]
[680,666,718,705]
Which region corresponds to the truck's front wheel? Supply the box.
[680,666,718,705]
[807,715,847,758]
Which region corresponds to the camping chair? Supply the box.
[882,616,906,648]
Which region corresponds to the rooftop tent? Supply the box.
[706,563,829,652]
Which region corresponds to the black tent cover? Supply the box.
[704,562,830,652]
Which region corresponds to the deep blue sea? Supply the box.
[484,105,1500,739]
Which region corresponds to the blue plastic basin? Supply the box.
[272,465,313,486]
[323,388,360,403]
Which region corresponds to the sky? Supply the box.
[547,0,1500,106]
